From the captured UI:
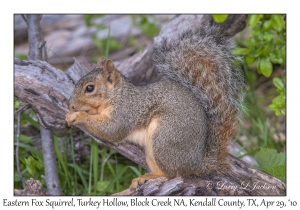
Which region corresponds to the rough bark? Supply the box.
[22,14,62,195]
[14,178,49,196]
[14,14,285,196]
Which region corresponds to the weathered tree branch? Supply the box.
[23,14,62,195]
[14,178,49,196]
[14,14,286,195]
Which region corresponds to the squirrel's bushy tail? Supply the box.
[153,25,244,174]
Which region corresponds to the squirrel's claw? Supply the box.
[130,176,146,190]
[66,112,75,126]
[65,111,87,127]
[129,173,166,190]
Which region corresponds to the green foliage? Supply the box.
[269,77,286,116]
[234,14,286,116]
[84,14,106,27]
[14,99,20,110]
[131,15,159,38]
[15,54,27,60]
[233,14,286,77]
[14,133,46,189]
[23,155,44,177]
[254,148,286,182]
[212,14,228,23]
[21,112,40,129]
[127,36,138,46]
[236,62,285,165]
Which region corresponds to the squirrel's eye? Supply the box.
[85,85,94,93]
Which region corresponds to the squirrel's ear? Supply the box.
[102,59,119,86]
[96,56,107,69]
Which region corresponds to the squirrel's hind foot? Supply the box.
[129,173,166,190]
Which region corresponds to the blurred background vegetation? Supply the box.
[14,14,286,195]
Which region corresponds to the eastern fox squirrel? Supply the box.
[66,25,244,189]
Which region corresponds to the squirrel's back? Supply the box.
[153,25,244,174]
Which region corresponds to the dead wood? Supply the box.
[14,178,49,196]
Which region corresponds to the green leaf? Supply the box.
[268,104,276,109]
[273,77,284,90]
[271,15,285,31]
[14,100,20,109]
[248,14,264,27]
[276,38,284,45]
[33,159,44,170]
[21,113,40,129]
[259,57,273,77]
[108,38,121,51]
[96,24,107,30]
[84,15,92,26]
[128,166,142,177]
[270,56,283,64]
[269,92,286,116]
[54,133,70,186]
[260,165,286,182]
[102,166,129,195]
[15,54,27,61]
[262,20,272,31]
[14,142,43,160]
[14,134,33,144]
[254,148,285,168]
[274,95,285,106]
[263,34,272,42]
[232,48,250,55]
[245,56,255,64]
[262,47,270,56]
[127,36,137,46]
[25,156,36,175]
[68,163,88,190]
[254,46,264,57]
[97,180,112,193]
[133,15,159,38]
[256,57,262,74]
[212,14,228,23]
[142,22,159,38]
[84,14,106,27]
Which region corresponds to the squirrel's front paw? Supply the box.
[66,111,87,126]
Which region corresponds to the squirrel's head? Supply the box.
[69,57,120,115]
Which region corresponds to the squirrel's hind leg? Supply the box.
[129,153,166,189]
[129,117,167,189]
